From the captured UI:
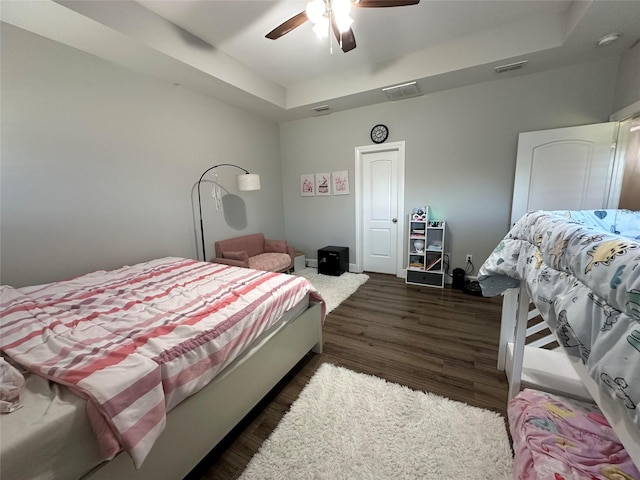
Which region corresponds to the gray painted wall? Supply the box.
[1,23,628,288]
[280,57,619,274]
[613,41,640,112]
[1,25,285,287]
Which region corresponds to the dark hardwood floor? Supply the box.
[186,272,510,480]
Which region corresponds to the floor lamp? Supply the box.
[197,163,261,261]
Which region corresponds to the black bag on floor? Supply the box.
[452,268,465,290]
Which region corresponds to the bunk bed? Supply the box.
[479,209,640,477]
[0,257,325,480]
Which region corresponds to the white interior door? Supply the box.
[511,122,620,224]
[355,142,405,275]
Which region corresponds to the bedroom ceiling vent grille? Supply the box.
[494,60,528,73]
[382,81,421,101]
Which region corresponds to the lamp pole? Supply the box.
[196,163,252,262]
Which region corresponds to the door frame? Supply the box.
[610,99,640,209]
[354,141,405,276]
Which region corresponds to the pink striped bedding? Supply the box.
[0,257,324,468]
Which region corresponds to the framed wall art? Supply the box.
[315,173,331,196]
[332,170,350,195]
[300,174,315,196]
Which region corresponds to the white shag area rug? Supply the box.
[240,363,513,480]
[295,268,369,313]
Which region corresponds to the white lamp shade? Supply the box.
[236,173,261,191]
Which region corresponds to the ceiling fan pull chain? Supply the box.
[329,6,333,55]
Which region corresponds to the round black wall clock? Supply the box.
[370,124,389,144]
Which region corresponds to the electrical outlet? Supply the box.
[466,254,473,264]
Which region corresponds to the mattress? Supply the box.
[0,293,311,480]
[0,257,321,480]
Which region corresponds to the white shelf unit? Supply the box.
[406,215,445,288]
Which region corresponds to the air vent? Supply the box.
[382,81,421,101]
[494,60,528,74]
[597,33,620,47]
[311,105,330,113]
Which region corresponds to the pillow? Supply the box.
[0,357,25,413]
[223,250,249,262]
[265,239,287,254]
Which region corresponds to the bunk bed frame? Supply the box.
[499,286,640,466]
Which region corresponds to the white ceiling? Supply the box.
[138,0,571,87]
[2,0,640,122]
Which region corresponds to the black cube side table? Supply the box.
[318,246,349,276]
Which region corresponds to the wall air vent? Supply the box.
[494,60,528,73]
[382,81,421,101]
[311,105,331,113]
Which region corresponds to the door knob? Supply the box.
[392,218,398,223]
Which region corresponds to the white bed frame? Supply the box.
[84,302,323,480]
[499,287,640,466]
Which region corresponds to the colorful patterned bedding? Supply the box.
[509,389,640,480]
[478,210,640,433]
[0,257,324,468]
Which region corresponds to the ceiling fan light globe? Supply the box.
[306,0,325,24]
[332,0,352,16]
[313,18,329,38]
[335,14,353,33]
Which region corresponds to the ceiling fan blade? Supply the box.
[266,11,308,40]
[331,21,357,53]
[353,0,420,7]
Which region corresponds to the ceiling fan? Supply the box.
[266,0,421,53]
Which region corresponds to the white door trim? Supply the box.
[608,120,630,208]
[355,141,405,276]
[610,99,640,122]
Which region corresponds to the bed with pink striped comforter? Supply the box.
[0,257,323,469]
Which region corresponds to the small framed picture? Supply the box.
[315,173,331,196]
[300,174,315,196]
[332,170,349,195]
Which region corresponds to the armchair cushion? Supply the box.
[214,233,265,259]
[212,233,294,273]
[248,253,291,272]
[264,239,287,254]
[222,250,250,262]
[211,257,249,269]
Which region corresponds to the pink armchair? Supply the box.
[212,233,294,273]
